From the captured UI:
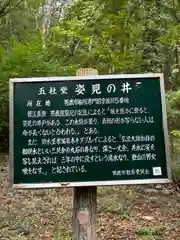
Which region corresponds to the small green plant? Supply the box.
[136,227,153,236]
[135,226,164,238]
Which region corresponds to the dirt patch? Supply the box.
[0,157,179,239]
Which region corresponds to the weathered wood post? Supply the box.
[72,68,98,240]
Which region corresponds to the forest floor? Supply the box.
[0,154,180,240]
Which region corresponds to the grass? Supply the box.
[135,226,164,239]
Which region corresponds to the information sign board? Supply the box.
[9,74,172,188]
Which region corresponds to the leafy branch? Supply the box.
[0,0,24,18]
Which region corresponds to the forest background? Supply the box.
[0,0,179,182]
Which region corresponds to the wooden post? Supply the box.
[72,68,98,240]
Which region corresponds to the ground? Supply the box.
[0,155,179,240]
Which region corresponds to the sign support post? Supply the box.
[72,68,98,240]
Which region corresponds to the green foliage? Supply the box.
[0,0,180,157]
[135,226,164,238]
[166,89,180,131]
[166,89,180,181]
[0,35,76,152]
